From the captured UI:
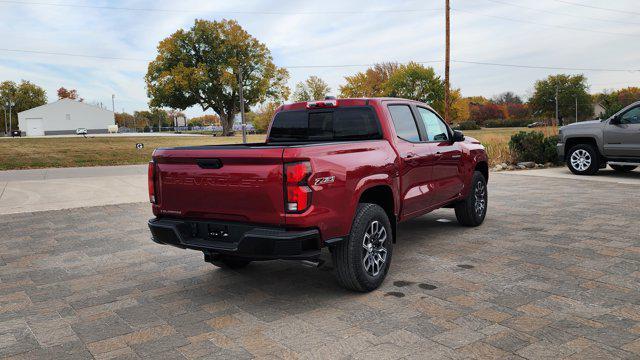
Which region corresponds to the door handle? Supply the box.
[434,151,443,157]
[405,152,417,159]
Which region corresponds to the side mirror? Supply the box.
[452,130,465,142]
[610,115,621,125]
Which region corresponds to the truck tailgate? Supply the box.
[153,146,285,225]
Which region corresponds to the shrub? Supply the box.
[543,135,559,164]
[457,121,480,130]
[509,131,559,164]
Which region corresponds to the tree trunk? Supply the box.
[219,113,234,136]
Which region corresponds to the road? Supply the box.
[0,170,638,359]
[0,165,147,215]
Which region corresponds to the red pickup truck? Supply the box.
[148,98,488,291]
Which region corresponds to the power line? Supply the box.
[452,60,639,73]
[553,0,640,17]
[0,0,442,14]
[0,47,147,61]
[452,7,638,37]
[285,61,442,69]
[1,47,638,73]
[484,0,640,26]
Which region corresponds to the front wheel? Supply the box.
[610,164,637,173]
[567,144,600,175]
[333,203,393,292]
[455,171,488,227]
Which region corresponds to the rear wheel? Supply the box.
[455,171,488,227]
[567,144,600,175]
[204,253,251,269]
[333,203,393,292]
[610,164,637,172]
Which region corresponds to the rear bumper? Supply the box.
[148,218,321,260]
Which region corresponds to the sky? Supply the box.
[0,0,639,118]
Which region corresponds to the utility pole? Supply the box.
[238,67,247,144]
[111,94,115,113]
[8,100,14,134]
[555,86,559,126]
[3,104,6,136]
[444,0,451,124]
[575,96,578,123]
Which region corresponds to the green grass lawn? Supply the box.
[0,127,557,170]
[0,134,266,170]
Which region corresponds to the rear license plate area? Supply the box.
[188,222,234,242]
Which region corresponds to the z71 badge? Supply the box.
[314,176,335,186]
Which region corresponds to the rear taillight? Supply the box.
[148,161,156,204]
[284,161,312,213]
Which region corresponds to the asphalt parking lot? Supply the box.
[0,172,639,359]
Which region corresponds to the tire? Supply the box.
[566,144,600,175]
[332,203,393,292]
[610,164,637,172]
[205,253,251,269]
[455,171,488,227]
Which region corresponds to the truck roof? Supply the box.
[279,97,425,112]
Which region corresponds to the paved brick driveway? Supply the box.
[0,173,639,359]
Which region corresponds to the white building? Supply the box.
[18,99,115,136]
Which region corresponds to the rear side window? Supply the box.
[388,105,420,142]
[268,107,382,142]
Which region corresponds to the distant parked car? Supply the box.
[76,128,88,135]
[527,121,545,128]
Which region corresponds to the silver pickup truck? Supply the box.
[558,101,640,175]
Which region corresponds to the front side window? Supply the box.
[417,107,449,142]
[621,107,640,124]
[388,105,420,142]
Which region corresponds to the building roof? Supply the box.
[18,98,114,116]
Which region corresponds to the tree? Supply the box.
[114,112,135,128]
[189,114,220,127]
[449,90,470,123]
[247,102,280,133]
[493,91,522,105]
[146,19,290,136]
[292,76,331,102]
[339,62,399,98]
[0,80,47,132]
[596,87,640,119]
[465,96,489,106]
[57,87,81,101]
[469,103,506,124]
[133,110,153,130]
[505,103,530,119]
[529,74,593,121]
[384,62,445,113]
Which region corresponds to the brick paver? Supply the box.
[0,173,639,359]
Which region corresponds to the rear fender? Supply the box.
[347,174,399,238]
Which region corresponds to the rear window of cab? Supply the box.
[268,107,382,142]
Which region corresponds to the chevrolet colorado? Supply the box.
[558,101,640,175]
[148,98,489,291]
